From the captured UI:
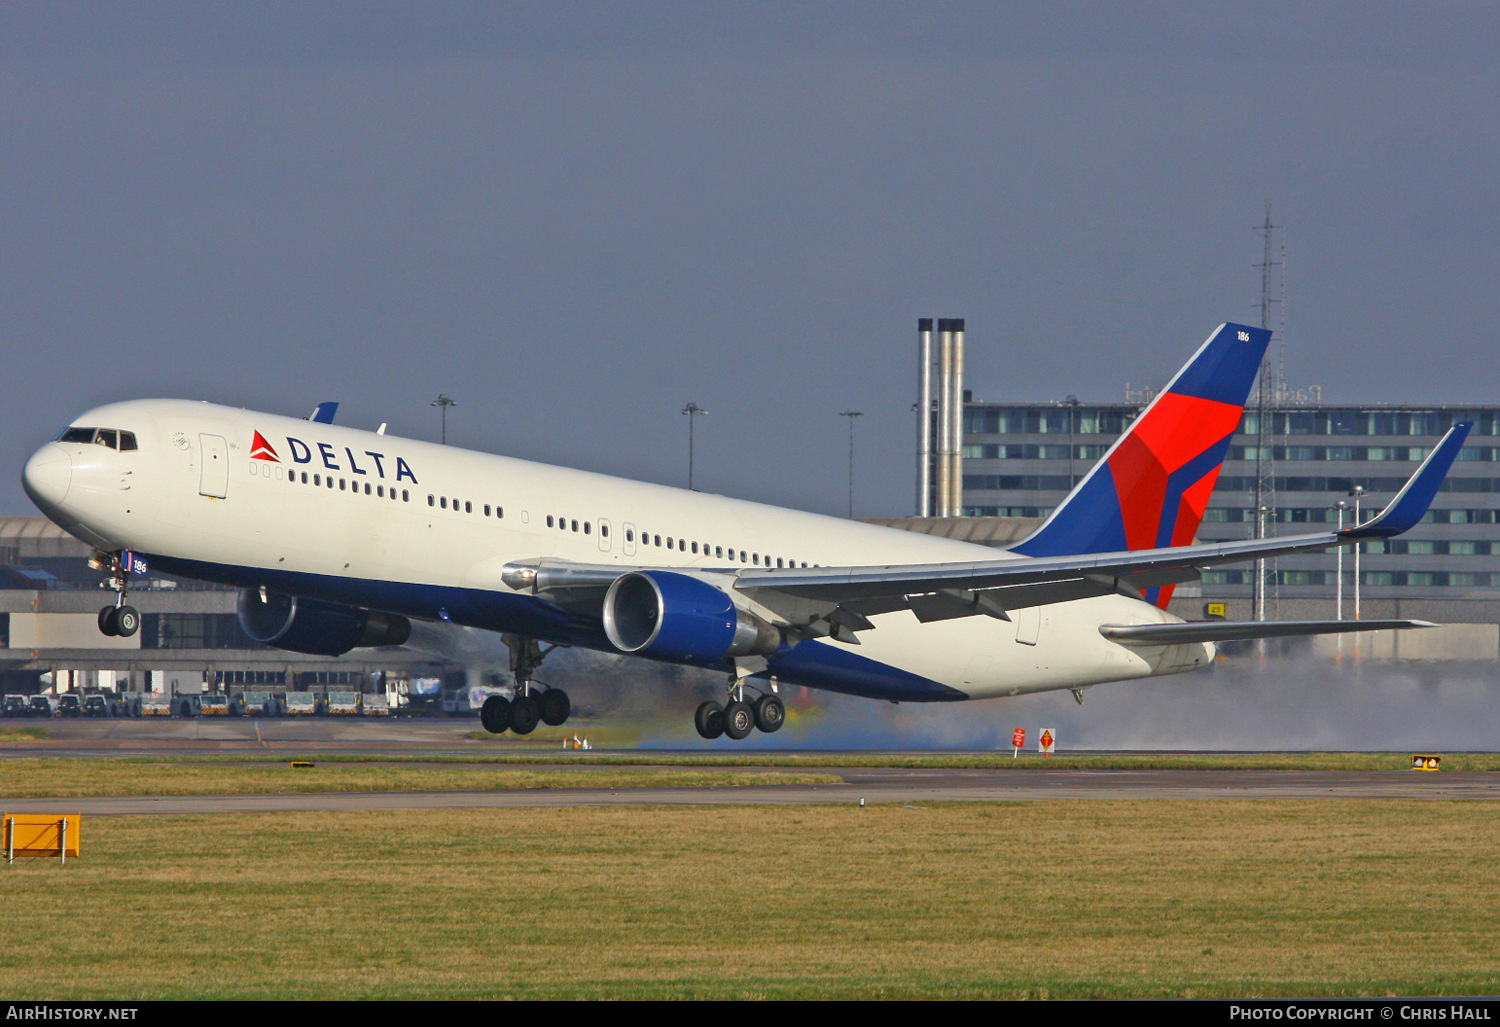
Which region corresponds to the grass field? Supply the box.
[2,800,1498,999]
[0,758,840,798]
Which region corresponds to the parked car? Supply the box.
[56,694,82,717]
[82,695,115,718]
[2,695,28,718]
[27,695,55,717]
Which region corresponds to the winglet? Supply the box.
[1342,422,1471,540]
[310,402,339,425]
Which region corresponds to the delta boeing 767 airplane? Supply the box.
[20,323,1470,740]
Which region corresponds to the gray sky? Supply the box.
[3,2,1497,518]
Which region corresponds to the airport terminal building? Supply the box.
[0,516,459,701]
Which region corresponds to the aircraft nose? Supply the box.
[22,444,72,512]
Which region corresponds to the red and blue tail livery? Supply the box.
[1011,322,1271,605]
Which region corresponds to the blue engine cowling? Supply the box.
[602,571,781,665]
[237,588,411,657]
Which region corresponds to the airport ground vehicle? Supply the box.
[283,692,316,715]
[321,691,360,715]
[27,695,55,717]
[56,694,81,717]
[81,694,113,717]
[3,694,29,718]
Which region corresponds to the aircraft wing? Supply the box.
[501,422,1467,640]
[732,421,1471,617]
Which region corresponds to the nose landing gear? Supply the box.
[92,550,139,638]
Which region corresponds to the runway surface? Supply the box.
[5,717,1498,815]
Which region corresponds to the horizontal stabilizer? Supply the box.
[1099,619,1437,647]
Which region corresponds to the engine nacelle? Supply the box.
[237,588,411,657]
[602,571,781,664]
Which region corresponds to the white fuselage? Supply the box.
[22,399,1209,702]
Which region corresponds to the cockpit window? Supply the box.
[54,426,138,450]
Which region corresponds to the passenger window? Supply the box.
[428,495,435,507]
[465,501,472,513]
[484,505,491,516]
[716,546,723,558]
[691,542,698,554]
[777,558,783,568]
[547,515,554,527]
[678,539,685,550]
[584,522,591,535]
[740,551,746,563]
[119,432,138,451]
[314,474,321,486]
[441,497,448,509]
[667,537,674,550]
[571,520,579,532]
[654,535,661,547]
[327,477,334,488]
[402,490,409,502]
[378,486,385,498]
[340,479,347,491]
[302,473,308,484]
[497,507,503,519]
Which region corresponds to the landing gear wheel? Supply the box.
[480,695,512,734]
[540,689,570,727]
[694,701,725,740]
[115,605,140,637]
[722,700,755,741]
[98,606,120,637]
[510,695,541,735]
[753,694,785,733]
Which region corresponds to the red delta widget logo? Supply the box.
[249,430,419,484]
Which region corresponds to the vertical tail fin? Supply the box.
[1010,322,1271,606]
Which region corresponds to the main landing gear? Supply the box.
[479,635,571,736]
[91,551,139,638]
[695,678,784,741]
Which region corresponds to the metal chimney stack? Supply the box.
[935,319,954,517]
[949,318,965,517]
[916,318,933,517]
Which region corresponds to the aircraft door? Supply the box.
[622,522,637,557]
[199,434,229,498]
[1015,607,1040,646]
[597,518,613,553]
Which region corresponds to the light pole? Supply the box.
[839,410,863,517]
[682,402,707,490]
[1348,485,1365,623]
[431,394,458,445]
[1062,395,1080,487]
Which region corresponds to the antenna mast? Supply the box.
[1252,205,1284,624]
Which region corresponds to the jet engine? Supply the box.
[602,571,781,664]
[237,587,411,657]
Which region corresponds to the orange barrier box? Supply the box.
[3,814,80,863]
